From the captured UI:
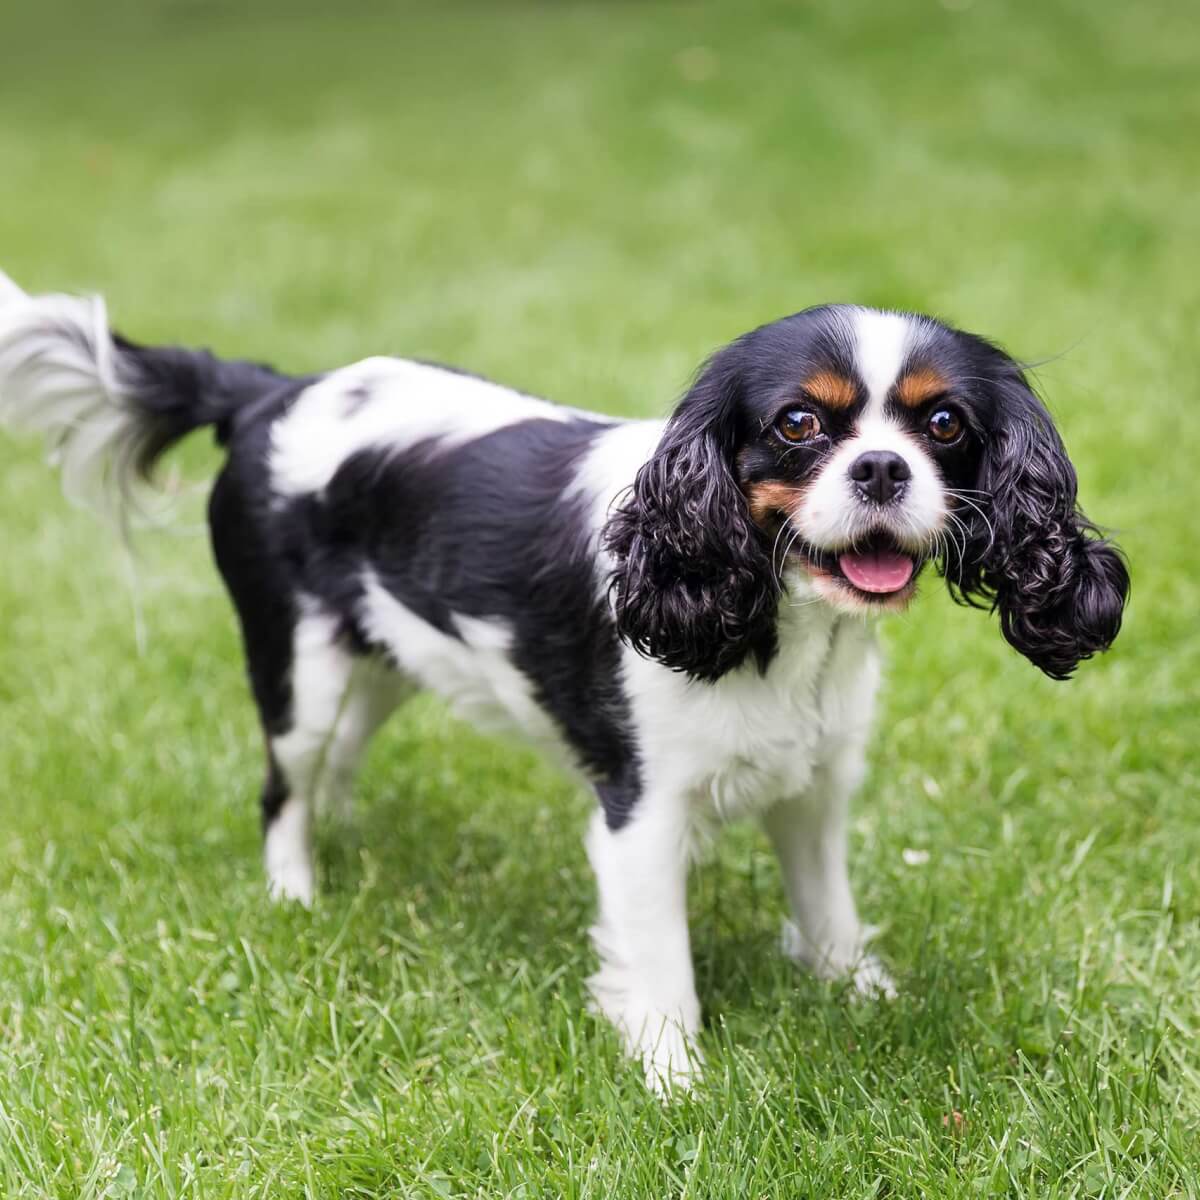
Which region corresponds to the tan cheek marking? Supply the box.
[744,480,805,526]
[895,367,950,408]
[802,371,858,410]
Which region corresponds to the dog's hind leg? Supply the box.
[209,463,403,904]
[263,612,403,904]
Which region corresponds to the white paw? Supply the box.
[636,1017,704,1097]
[781,918,897,999]
[847,954,897,1000]
[587,941,703,1096]
[264,797,314,906]
[266,859,315,907]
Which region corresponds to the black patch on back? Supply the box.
[286,417,642,826]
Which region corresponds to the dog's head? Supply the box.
[606,306,1128,681]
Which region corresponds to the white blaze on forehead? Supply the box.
[792,308,946,551]
[850,308,918,419]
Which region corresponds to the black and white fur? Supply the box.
[0,272,1127,1091]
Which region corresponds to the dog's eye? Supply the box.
[927,407,964,444]
[776,410,823,444]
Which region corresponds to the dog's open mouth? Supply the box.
[797,532,925,601]
[837,540,916,593]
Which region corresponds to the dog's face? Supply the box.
[735,308,985,616]
[607,306,1128,682]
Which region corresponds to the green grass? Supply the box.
[1,0,1198,1195]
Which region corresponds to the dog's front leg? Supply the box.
[762,756,896,999]
[584,800,701,1094]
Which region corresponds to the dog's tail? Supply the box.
[0,269,293,524]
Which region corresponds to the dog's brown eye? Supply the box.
[927,408,963,444]
[776,410,822,444]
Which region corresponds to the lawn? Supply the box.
[1,0,1197,1195]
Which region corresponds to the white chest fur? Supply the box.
[624,587,882,821]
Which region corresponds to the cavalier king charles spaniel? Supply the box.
[0,270,1127,1091]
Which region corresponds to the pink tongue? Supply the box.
[838,547,915,594]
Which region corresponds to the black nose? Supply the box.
[848,450,911,504]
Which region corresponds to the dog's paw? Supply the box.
[637,1018,704,1097]
[780,918,897,1000]
[266,860,315,907]
[847,953,897,1001]
[587,942,703,1097]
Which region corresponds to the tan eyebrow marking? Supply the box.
[801,371,859,410]
[743,480,805,526]
[895,366,950,407]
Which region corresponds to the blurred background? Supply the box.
[1,1,1197,1196]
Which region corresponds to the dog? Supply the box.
[0,271,1127,1090]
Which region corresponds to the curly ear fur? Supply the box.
[946,365,1129,679]
[604,346,777,682]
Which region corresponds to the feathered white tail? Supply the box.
[0,269,293,528]
[0,270,147,522]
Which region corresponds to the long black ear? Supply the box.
[604,343,777,682]
[947,362,1129,679]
